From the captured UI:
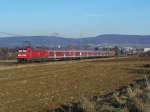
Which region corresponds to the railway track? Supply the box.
[0,57,126,71]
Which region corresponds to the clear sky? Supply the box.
[0,0,150,38]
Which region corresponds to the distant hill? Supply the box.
[0,34,150,48]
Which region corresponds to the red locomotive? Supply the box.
[17,47,115,63]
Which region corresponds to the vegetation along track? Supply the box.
[0,57,149,112]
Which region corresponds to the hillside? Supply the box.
[0,34,150,48]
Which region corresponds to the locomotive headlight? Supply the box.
[18,54,27,56]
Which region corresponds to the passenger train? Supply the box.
[17,47,115,63]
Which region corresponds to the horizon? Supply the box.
[0,0,150,38]
[1,34,150,39]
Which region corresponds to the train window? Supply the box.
[56,52,64,55]
[18,50,22,52]
[49,52,54,55]
[76,52,80,55]
[22,50,27,52]
[18,49,27,52]
[66,52,71,55]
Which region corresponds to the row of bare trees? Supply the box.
[0,48,17,60]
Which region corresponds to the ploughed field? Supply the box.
[0,57,149,112]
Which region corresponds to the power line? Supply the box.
[0,32,24,37]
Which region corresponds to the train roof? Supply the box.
[18,47,114,52]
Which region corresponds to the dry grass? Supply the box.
[0,57,149,112]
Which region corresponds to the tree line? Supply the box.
[0,48,17,60]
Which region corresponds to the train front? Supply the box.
[17,47,31,63]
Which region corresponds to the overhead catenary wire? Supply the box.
[0,32,25,37]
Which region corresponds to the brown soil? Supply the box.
[0,57,149,112]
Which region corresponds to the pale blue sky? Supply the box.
[0,0,150,38]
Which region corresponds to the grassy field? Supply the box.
[0,57,149,112]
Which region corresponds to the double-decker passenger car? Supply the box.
[17,47,115,63]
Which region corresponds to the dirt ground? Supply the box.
[0,57,149,112]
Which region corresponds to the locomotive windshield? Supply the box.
[18,50,27,52]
